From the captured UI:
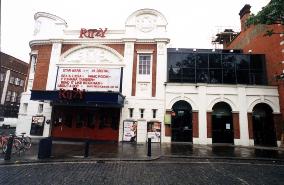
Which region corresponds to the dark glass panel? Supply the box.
[196,69,209,83]
[76,114,84,128]
[235,55,249,70]
[209,69,222,83]
[222,54,236,69]
[196,54,208,68]
[250,55,265,70]
[183,68,196,83]
[87,113,95,128]
[236,69,250,84]
[168,67,182,82]
[182,53,196,68]
[223,69,236,84]
[209,54,222,68]
[250,70,266,85]
[65,113,72,127]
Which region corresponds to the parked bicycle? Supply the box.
[16,132,32,152]
[0,133,21,154]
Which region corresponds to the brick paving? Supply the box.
[0,161,284,185]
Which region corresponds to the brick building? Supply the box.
[214,4,284,145]
[16,9,282,147]
[0,52,29,127]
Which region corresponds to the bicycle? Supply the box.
[15,132,32,152]
[1,133,21,154]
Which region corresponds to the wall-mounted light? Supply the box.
[230,49,234,53]
[193,48,197,52]
[248,50,252,53]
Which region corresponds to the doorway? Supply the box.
[252,103,276,146]
[171,100,192,142]
[212,102,234,144]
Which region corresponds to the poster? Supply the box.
[30,116,45,136]
[123,121,137,142]
[147,122,161,142]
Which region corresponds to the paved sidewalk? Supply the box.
[1,140,284,164]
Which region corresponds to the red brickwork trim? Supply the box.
[232,112,240,139]
[192,111,199,138]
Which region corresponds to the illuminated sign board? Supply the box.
[56,67,121,92]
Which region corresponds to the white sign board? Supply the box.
[56,67,121,92]
[123,121,137,142]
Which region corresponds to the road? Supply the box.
[0,160,283,185]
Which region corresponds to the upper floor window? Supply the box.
[0,73,4,82]
[140,109,145,118]
[15,78,21,86]
[6,91,12,101]
[9,76,14,84]
[11,92,17,102]
[23,103,28,113]
[152,109,157,119]
[129,108,134,118]
[38,103,43,113]
[20,79,24,87]
[139,54,151,75]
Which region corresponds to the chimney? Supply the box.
[239,4,251,31]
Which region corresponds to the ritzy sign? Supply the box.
[79,28,107,38]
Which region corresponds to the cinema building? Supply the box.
[16,9,282,147]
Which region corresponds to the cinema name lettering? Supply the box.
[59,88,86,101]
[79,28,107,38]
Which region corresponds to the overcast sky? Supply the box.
[1,0,270,63]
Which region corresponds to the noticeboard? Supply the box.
[30,116,45,136]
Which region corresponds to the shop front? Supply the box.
[30,90,124,141]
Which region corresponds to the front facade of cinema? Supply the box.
[16,9,282,147]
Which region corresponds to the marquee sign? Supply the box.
[56,67,121,92]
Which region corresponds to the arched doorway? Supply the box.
[252,103,276,146]
[212,102,234,144]
[171,100,192,142]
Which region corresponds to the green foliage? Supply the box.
[246,0,284,26]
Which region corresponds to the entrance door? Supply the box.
[171,100,192,142]
[212,102,234,144]
[51,107,120,141]
[253,103,276,146]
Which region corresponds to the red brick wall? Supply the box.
[131,44,157,97]
[233,113,240,139]
[247,113,254,139]
[192,111,199,138]
[274,114,283,140]
[32,45,52,90]
[207,112,212,138]
[61,44,79,54]
[227,24,284,134]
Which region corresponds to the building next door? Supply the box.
[171,100,192,142]
[252,103,276,146]
[212,102,234,144]
[51,106,120,141]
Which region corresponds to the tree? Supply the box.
[246,0,284,36]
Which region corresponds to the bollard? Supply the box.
[84,140,90,158]
[4,135,14,161]
[147,138,151,157]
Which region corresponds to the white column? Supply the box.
[122,40,135,97]
[156,41,167,99]
[46,41,62,90]
[198,85,208,144]
[1,70,10,104]
[237,86,250,146]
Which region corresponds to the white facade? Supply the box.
[16,9,281,147]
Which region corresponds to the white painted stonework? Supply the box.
[16,9,282,147]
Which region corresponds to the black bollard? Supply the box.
[4,135,14,161]
[84,140,90,158]
[147,138,151,157]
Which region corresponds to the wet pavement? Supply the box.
[1,140,284,164]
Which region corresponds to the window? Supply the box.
[23,103,28,113]
[17,94,21,103]
[9,76,14,84]
[38,104,43,113]
[139,54,151,75]
[6,91,12,101]
[0,73,4,82]
[129,108,134,118]
[20,79,24,87]
[140,109,145,118]
[30,54,38,73]
[152,109,157,119]
[14,78,20,86]
[11,92,17,102]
